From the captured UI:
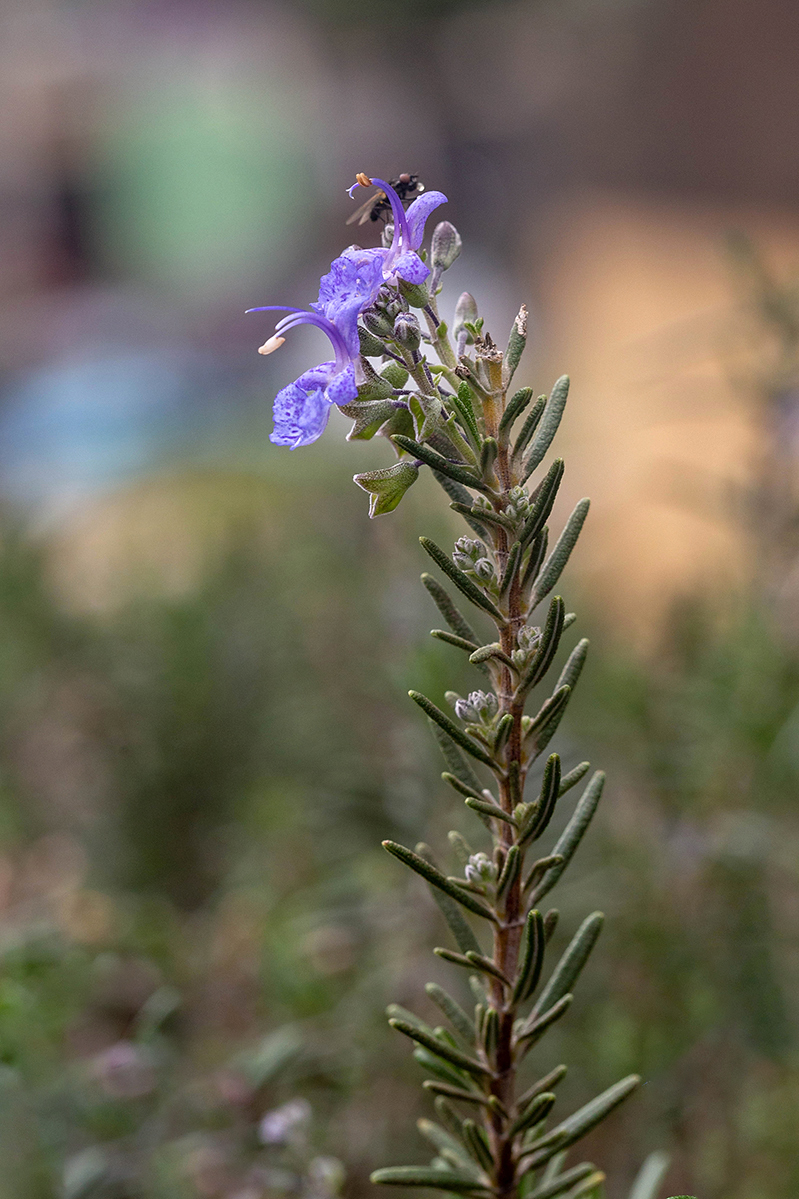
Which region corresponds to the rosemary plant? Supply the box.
[250,174,685,1199]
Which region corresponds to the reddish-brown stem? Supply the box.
[484,425,527,1199]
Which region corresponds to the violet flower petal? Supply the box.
[405,191,448,250]
[393,249,430,286]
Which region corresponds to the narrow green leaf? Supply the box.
[393,434,483,489]
[469,975,488,1005]
[462,1119,494,1172]
[432,629,480,656]
[523,854,565,895]
[436,947,478,970]
[480,1006,499,1056]
[422,1081,489,1107]
[389,1018,492,1078]
[558,761,590,797]
[383,840,497,922]
[465,797,518,826]
[432,888,484,956]
[517,1064,568,1110]
[429,721,485,797]
[520,459,564,546]
[442,772,484,802]
[425,983,475,1043]
[529,1164,598,1199]
[496,844,522,899]
[410,691,496,768]
[520,754,561,846]
[525,686,571,741]
[509,1091,556,1138]
[525,686,573,761]
[448,830,474,865]
[371,1167,488,1192]
[512,909,545,1003]
[531,499,590,608]
[493,712,514,753]
[465,951,511,987]
[386,1004,435,1036]
[453,382,482,447]
[502,305,528,388]
[523,376,570,481]
[433,472,488,536]
[498,385,533,440]
[556,638,589,693]
[450,501,516,533]
[422,573,483,646]
[544,910,559,942]
[521,527,548,591]
[517,994,573,1048]
[523,1075,641,1164]
[420,537,505,622]
[417,1119,479,1174]
[513,395,547,458]
[433,1095,470,1145]
[480,437,498,482]
[469,643,514,669]
[413,1047,474,1089]
[533,912,603,1016]
[498,541,522,598]
[517,598,566,698]
[529,772,605,905]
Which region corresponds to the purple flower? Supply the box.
[246,306,358,448]
[347,175,447,287]
[249,174,447,450]
[312,246,386,358]
[249,250,386,448]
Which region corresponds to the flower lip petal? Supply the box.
[393,250,430,286]
[270,369,335,449]
[405,191,448,250]
[325,364,358,407]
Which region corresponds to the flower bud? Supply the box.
[455,697,480,723]
[465,852,496,886]
[431,221,462,272]
[473,557,495,583]
[393,312,421,352]
[358,326,387,358]
[456,690,496,724]
[398,277,430,309]
[453,292,478,348]
[453,537,485,570]
[363,308,394,339]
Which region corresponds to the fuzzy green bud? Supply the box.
[431,221,462,272]
[393,312,421,352]
[453,292,478,346]
[363,308,394,339]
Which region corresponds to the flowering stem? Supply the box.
[256,176,644,1197]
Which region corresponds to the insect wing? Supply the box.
[346,189,387,226]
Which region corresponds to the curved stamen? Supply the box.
[247,305,350,371]
[348,174,411,272]
[368,177,411,254]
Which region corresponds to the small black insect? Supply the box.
[346,173,425,226]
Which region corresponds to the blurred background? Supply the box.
[0,0,798,1195]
